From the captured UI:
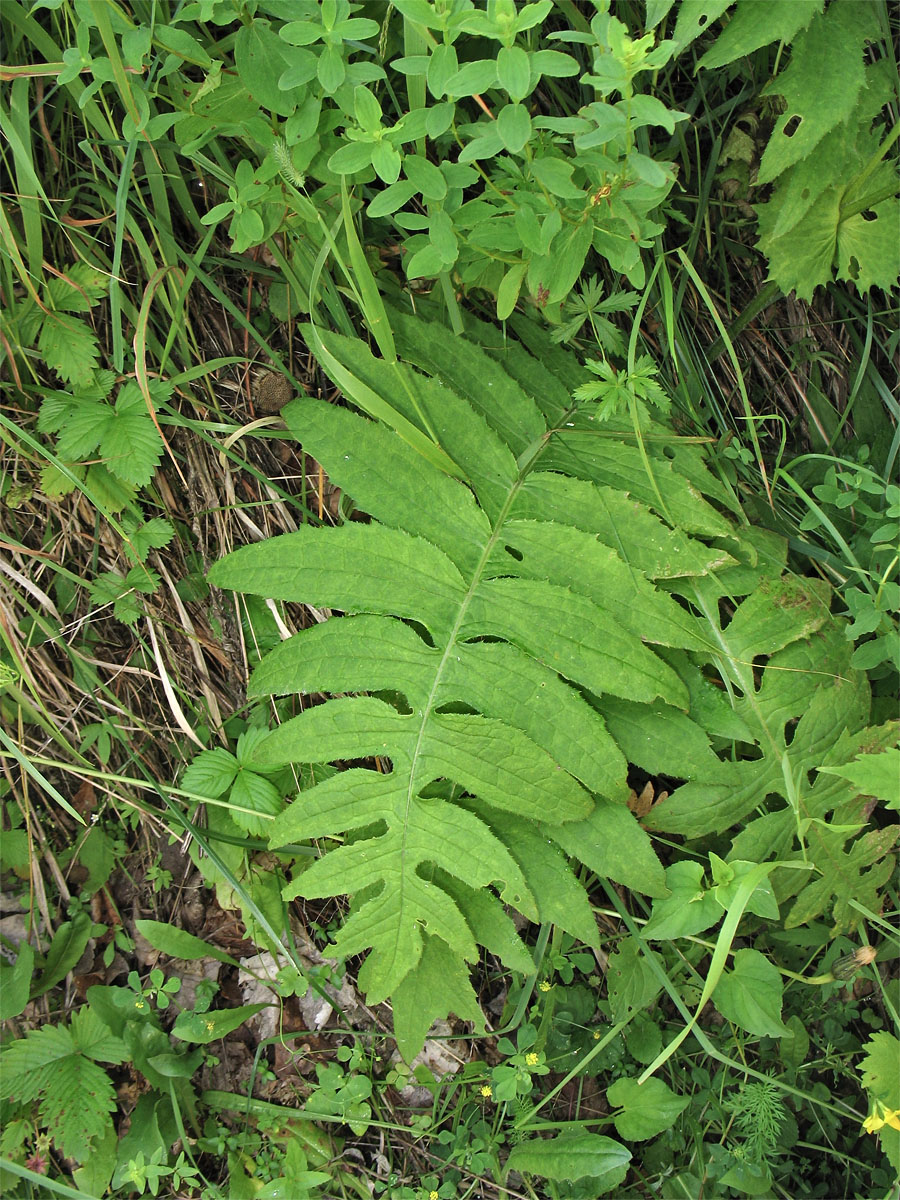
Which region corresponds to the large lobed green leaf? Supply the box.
[207,308,895,1049]
[209,314,721,1045]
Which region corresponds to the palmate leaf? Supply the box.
[208,314,729,1048]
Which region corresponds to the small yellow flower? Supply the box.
[525,1052,540,1066]
[593,1031,601,1039]
[480,1085,492,1098]
[539,980,551,992]
[429,1191,439,1200]
[863,1103,900,1134]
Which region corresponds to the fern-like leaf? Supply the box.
[0,1009,125,1161]
[208,314,726,1045]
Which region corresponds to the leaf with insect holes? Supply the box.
[757,1,875,185]
[206,310,745,1054]
[697,0,823,71]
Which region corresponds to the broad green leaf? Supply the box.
[548,799,667,897]
[496,102,532,153]
[353,84,381,132]
[605,937,664,1022]
[0,942,33,1021]
[38,312,100,387]
[859,1031,900,1105]
[714,948,789,1037]
[100,383,163,486]
[328,140,373,175]
[229,768,283,836]
[234,20,295,116]
[698,0,823,70]
[46,262,108,312]
[506,1134,631,1186]
[32,913,94,998]
[642,861,721,940]
[445,58,498,97]
[403,153,446,200]
[209,314,727,1050]
[670,0,731,53]
[317,42,346,93]
[497,261,528,320]
[181,747,238,797]
[820,745,900,811]
[371,140,401,183]
[835,197,900,297]
[367,178,418,217]
[427,209,458,264]
[533,219,593,303]
[529,156,585,198]
[607,1076,689,1141]
[391,935,486,1062]
[54,398,111,461]
[135,919,240,966]
[73,1113,117,1197]
[425,44,459,99]
[153,23,211,67]
[758,1,874,185]
[405,241,446,278]
[171,1003,270,1044]
[146,1047,205,1077]
[497,44,531,100]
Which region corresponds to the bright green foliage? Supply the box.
[713,948,788,1038]
[607,1076,689,1141]
[11,262,108,388]
[633,567,899,931]
[695,0,823,69]
[182,728,288,837]
[0,1007,126,1162]
[208,310,731,1048]
[39,379,167,490]
[696,0,899,299]
[755,2,870,185]
[88,565,160,626]
[821,747,900,811]
[859,1032,900,1174]
[208,309,898,1056]
[505,1133,631,1190]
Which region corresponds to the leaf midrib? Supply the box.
[397,420,568,934]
